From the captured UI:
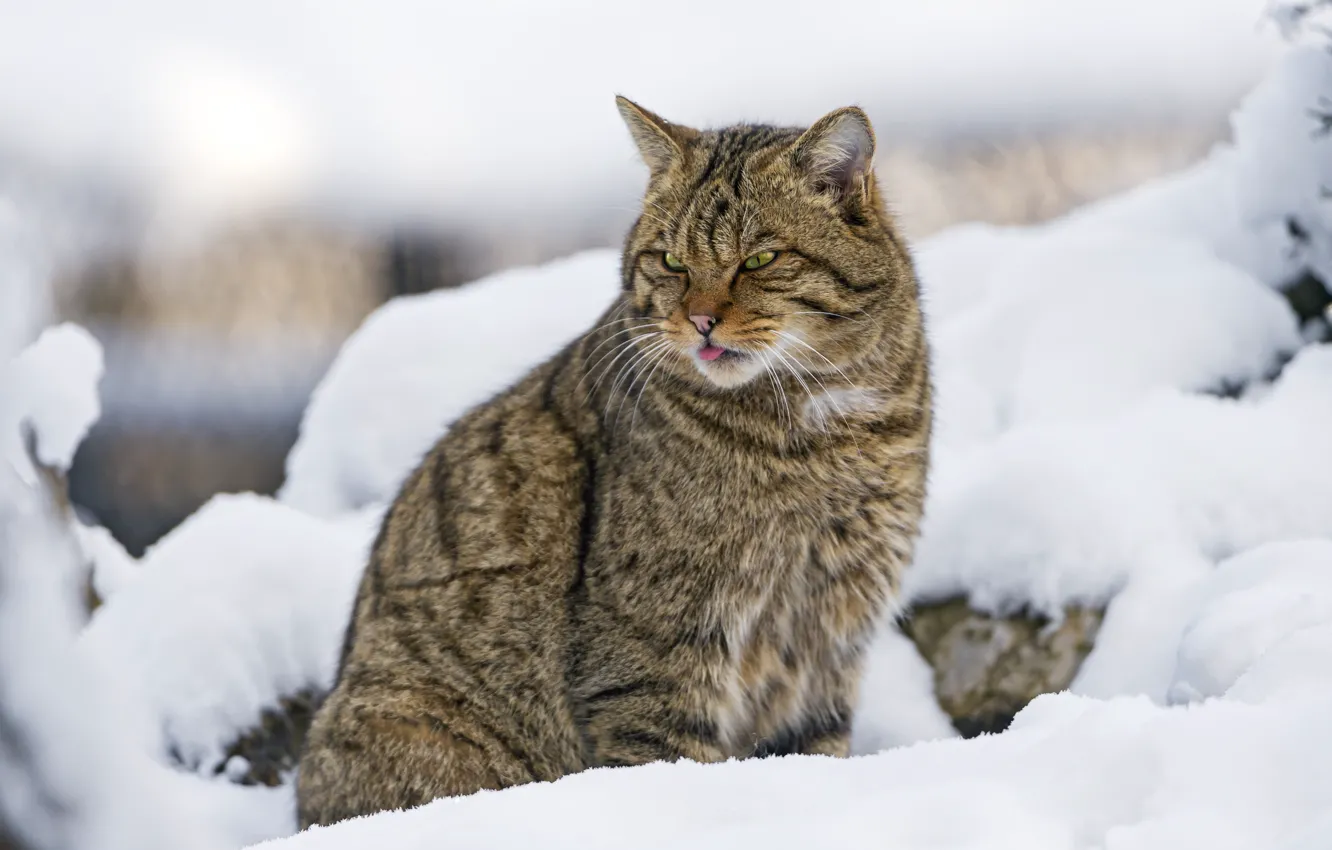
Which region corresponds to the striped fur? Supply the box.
[296,98,931,828]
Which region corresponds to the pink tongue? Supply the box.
[698,344,725,362]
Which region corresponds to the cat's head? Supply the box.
[616,96,919,391]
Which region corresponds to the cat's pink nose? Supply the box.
[689,314,716,335]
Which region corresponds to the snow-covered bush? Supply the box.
[0,329,296,850]
[0,327,200,850]
[1237,1,1332,329]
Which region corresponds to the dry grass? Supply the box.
[880,124,1223,239]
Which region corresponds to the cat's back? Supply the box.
[298,354,595,827]
[371,359,588,583]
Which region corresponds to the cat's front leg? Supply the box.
[794,720,853,757]
[582,682,732,768]
[788,671,858,758]
[575,637,734,768]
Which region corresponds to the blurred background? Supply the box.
[0,0,1281,554]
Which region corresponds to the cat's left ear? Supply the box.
[616,96,696,177]
[792,106,876,205]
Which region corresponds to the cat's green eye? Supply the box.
[744,250,777,270]
[662,252,687,272]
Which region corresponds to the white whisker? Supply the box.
[769,346,819,409]
[761,352,794,441]
[629,342,678,435]
[576,323,662,389]
[585,333,660,401]
[785,310,865,324]
[772,330,858,389]
[610,340,666,424]
[769,344,861,457]
[608,339,671,424]
[572,312,662,353]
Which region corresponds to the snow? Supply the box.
[76,521,142,602]
[0,323,308,849]
[923,229,1298,432]
[1053,146,1299,287]
[1168,540,1332,704]
[280,250,619,516]
[1231,23,1332,284]
[849,627,958,753]
[910,343,1332,703]
[0,330,212,850]
[254,680,1332,850]
[81,493,377,778]
[0,323,143,608]
[912,346,1332,608]
[0,0,1281,227]
[0,323,102,477]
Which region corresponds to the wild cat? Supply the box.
[297,96,931,828]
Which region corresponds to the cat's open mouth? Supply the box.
[697,344,748,364]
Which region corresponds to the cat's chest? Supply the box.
[707,495,890,751]
[612,435,874,537]
[602,439,883,624]
[711,570,849,752]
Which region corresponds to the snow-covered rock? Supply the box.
[906,600,1103,736]
[925,229,1298,435]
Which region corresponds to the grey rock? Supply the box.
[905,599,1103,737]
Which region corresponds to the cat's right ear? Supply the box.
[616,96,695,177]
[792,107,876,208]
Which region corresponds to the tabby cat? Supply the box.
[297,97,931,828]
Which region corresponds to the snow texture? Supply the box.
[0,331,212,850]
[1168,539,1332,704]
[258,681,1332,850]
[1241,1,1332,284]
[0,323,143,614]
[0,323,102,478]
[0,302,367,848]
[280,251,619,516]
[81,494,378,778]
[849,626,957,753]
